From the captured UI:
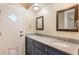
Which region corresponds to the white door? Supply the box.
[0,4,25,55]
[0,9,3,54]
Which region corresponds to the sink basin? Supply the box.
[52,42,70,47]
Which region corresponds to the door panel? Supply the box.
[0,12,3,54]
[0,4,25,55]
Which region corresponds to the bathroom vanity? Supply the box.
[25,34,79,55]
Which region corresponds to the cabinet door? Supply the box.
[34,47,47,55]
[25,37,35,55]
[27,42,34,55]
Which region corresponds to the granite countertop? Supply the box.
[26,34,79,55]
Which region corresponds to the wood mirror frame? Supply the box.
[36,16,44,30]
[56,5,78,32]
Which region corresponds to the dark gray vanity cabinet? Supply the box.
[25,37,69,55]
[25,37,47,55]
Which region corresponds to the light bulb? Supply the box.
[33,6,40,11]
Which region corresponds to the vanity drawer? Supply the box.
[42,44,69,55]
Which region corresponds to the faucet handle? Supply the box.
[60,37,66,41]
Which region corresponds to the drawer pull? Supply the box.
[45,48,47,51]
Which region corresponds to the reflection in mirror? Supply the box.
[64,9,75,29]
[58,9,75,29]
[57,5,78,32]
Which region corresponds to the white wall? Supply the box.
[23,9,36,34]
[35,3,79,40]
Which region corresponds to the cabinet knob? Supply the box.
[45,48,47,51]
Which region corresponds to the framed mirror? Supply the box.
[56,5,78,32]
[36,16,44,30]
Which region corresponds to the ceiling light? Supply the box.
[32,3,40,11]
[33,6,40,11]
